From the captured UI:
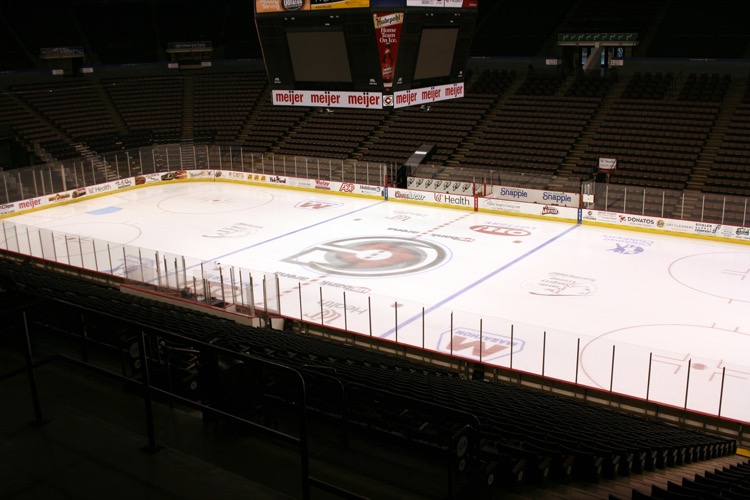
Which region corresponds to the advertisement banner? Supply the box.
[581,210,750,243]
[431,192,474,209]
[310,0,370,9]
[478,197,579,221]
[407,176,477,195]
[599,157,617,172]
[0,202,17,216]
[256,0,369,13]
[406,0,476,7]
[216,169,251,182]
[272,90,383,109]
[373,13,404,89]
[407,0,443,5]
[338,182,384,197]
[393,82,465,108]
[489,185,580,208]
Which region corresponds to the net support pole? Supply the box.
[368,296,372,337]
[122,247,128,279]
[450,312,454,356]
[661,191,665,217]
[343,292,348,332]
[510,325,514,371]
[92,239,99,272]
[575,338,580,385]
[298,282,303,321]
[276,274,281,315]
[479,319,483,363]
[542,331,546,378]
[646,352,653,402]
[684,358,692,411]
[319,287,324,326]
[718,367,726,418]
[421,307,425,349]
[22,311,44,425]
[239,270,245,307]
[394,301,398,344]
[609,344,616,393]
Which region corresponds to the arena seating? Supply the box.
[0,257,738,495]
[578,73,720,190]
[104,76,183,145]
[193,71,267,145]
[461,92,600,176]
[703,80,750,198]
[10,80,118,141]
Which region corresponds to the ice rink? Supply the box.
[3,181,749,422]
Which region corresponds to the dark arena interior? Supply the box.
[2,1,750,499]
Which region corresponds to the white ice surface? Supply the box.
[4,182,749,422]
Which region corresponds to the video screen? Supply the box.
[413,28,459,81]
[286,30,353,83]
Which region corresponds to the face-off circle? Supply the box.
[37,222,142,257]
[157,186,274,214]
[580,324,750,390]
[669,252,750,303]
[284,236,451,277]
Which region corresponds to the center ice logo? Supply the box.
[283,236,450,277]
[608,243,645,255]
[438,327,524,362]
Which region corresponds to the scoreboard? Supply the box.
[255,0,478,109]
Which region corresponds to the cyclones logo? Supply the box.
[283,237,450,277]
[470,225,531,237]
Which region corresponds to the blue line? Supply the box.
[146,200,387,283]
[379,223,581,339]
[210,200,386,262]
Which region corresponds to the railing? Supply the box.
[2,143,749,229]
[583,181,750,227]
[0,144,395,205]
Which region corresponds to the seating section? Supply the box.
[104,76,183,145]
[0,89,72,160]
[627,459,750,499]
[239,101,310,153]
[461,94,600,176]
[275,107,389,160]
[3,67,750,198]
[193,71,267,144]
[704,81,750,198]
[359,96,494,166]
[678,73,731,102]
[11,80,119,146]
[0,257,738,495]
[573,72,718,189]
[467,69,517,95]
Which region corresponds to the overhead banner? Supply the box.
[405,0,477,7]
[373,13,404,88]
[256,0,369,14]
[310,0,370,9]
[272,90,383,109]
[393,82,465,108]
